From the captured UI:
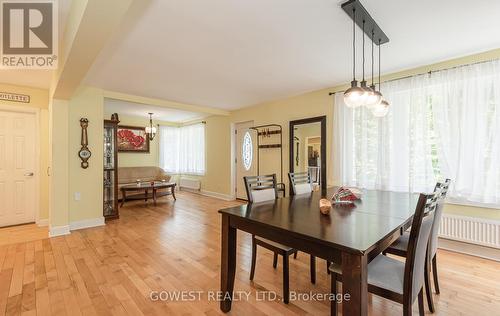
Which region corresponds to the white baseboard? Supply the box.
[37,218,48,227]
[69,217,105,231]
[199,190,235,201]
[49,225,70,237]
[438,237,500,262]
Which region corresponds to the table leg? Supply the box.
[341,252,368,316]
[145,189,148,203]
[171,185,176,200]
[153,188,157,206]
[120,190,126,207]
[220,214,237,312]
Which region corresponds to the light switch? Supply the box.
[74,192,81,201]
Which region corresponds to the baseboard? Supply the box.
[438,237,500,262]
[199,190,235,201]
[49,225,70,237]
[69,217,105,231]
[36,218,48,227]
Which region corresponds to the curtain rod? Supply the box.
[329,57,499,95]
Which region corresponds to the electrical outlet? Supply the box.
[74,192,81,201]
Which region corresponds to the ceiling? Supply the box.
[104,98,207,123]
[0,0,73,89]
[85,0,500,110]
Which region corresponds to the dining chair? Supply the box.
[384,179,451,312]
[244,174,315,304]
[288,171,313,195]
[329,192,439,316]
[288,171,331,277]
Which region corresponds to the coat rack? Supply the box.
[249,124,285,196]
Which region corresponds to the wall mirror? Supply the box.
[289,116,326,195]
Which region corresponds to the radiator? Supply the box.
[439,214,500,249]
[179,178,201,191]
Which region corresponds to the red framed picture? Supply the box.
[117,125,150,153]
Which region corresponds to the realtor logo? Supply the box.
[1,0,58,69]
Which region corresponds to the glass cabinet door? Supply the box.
[103,122,119,219]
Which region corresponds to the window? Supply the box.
[159,123,205,175]
[334,59,500,206]
[242,131,253,170]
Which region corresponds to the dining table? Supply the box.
[218,187,420,316]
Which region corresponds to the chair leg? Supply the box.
[424,256,435,312]
[330,273,337,316]
[403,301,412,316]
[310,255,316,284]
[250,238,257,281]
[432,255,440,294]
[293,252,297,259]
[283,255,290,304]
[273,252,278,268]
[418,288,425,316]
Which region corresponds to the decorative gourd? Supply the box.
[319,198,332,215]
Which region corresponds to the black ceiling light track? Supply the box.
[341,0,389,45]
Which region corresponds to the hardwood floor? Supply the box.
[0,191,499,315]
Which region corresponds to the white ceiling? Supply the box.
[84,0,500,110]
[0,0,73,89]
[104,98,207,123]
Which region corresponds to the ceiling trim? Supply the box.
[103,90,230,116]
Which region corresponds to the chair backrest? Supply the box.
[404,192,438,302]
[288,172,312,196]
[429,179,451,256]
[243,174,278,203]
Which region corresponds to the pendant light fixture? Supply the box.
[339,0,390,113]
[145,113,157,140]
[365,31,383,108]
[371,39,389,117]
[343,7,364,108]
[358,19,373,104]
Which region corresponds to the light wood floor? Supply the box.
[0,191,499,315]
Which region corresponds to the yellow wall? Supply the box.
[0,83,50,221]
[49,99,69,227]
[68,86,104,222]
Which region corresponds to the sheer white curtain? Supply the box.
[334,76,436,194]
[334,59,500,205]
[430,61,500,205]
[159,123,206,175]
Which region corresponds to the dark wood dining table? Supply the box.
[218,187,420,316]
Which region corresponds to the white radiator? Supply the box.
[179,178,201,191]
[439,214,500,249]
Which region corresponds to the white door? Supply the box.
[0,110,37,227]
[235,121,256,200]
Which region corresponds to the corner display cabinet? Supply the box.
[103,116,119,219]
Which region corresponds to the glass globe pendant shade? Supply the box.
[344,80,365,108]
[357,80,373,106]
[365,84,383,109]
[371,98,389,117]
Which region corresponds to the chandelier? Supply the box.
[341,0,390,117]
[145,112,157,141]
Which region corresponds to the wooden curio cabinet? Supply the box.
[104,118,119,219]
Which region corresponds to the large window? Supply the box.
[159,123,205,175]
[334,59,500,206]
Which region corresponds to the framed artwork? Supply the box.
[117,125,150,152]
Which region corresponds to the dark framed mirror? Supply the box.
[289,116,327,195]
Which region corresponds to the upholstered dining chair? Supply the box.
[329,192,439,316]
[244,174,315,304]
[288,171,313,195]
[288,171,331,277]
[384,179,451,312]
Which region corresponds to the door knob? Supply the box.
[24,172,34,176]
